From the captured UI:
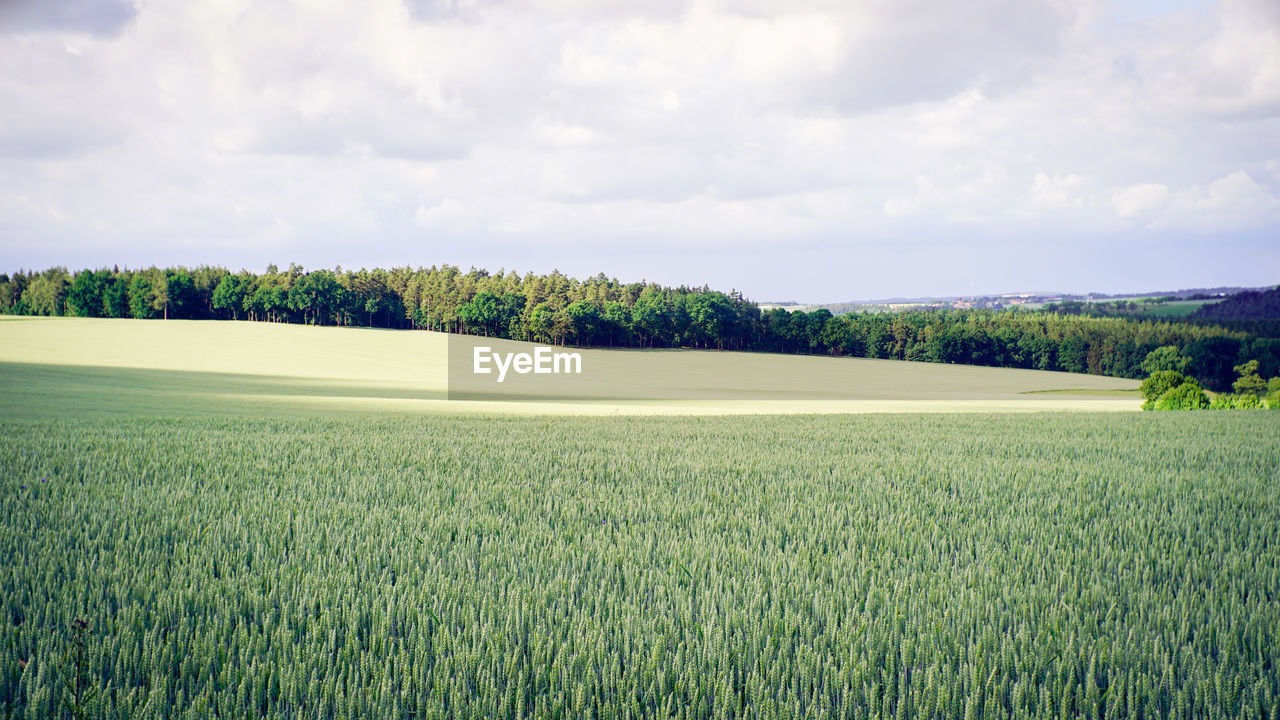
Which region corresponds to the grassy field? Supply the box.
[3,413,1278,718]
[1132,299,1217,318]
[0,317,1139,417]
[2,316,1276,719]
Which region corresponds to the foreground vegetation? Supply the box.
[3,412,1278,719]
[4,266,1275,389]
[1138,349,1280,411]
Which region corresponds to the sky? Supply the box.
[0,0,1277,301]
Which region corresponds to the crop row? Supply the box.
[1,413,1278,719]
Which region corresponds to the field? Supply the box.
[4,413,1279,718]
[1127,300,1218,319]
[2,317,1278,719]
[0,317,1139,417]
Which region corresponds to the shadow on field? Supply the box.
[0,362,445,419]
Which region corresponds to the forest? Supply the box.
[2,265,1277,391]
[1193,286,1280,322]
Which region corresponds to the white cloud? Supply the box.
[1110,183,1171,219]
[0,0,1278,297]
[1160,170,1280,230]
[1030,173,1095,214]
[415,197,474,229]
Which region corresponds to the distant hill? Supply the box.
[765,286,1257,316]
[1193,286,1280,321]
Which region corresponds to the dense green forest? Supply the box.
[3,266,1277,390]
[1193,286,1280,321]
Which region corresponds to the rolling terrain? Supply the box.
[0,316,1139,418]
[2,315,1277,719]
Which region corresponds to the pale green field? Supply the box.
[0,316,1140,418]
[1138,299,1217,318]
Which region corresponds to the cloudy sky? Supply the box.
[1,0,1277,300]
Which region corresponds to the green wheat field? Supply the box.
[1,318,1278,719]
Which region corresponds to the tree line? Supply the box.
[1139,350,1280,411]
[3,264,1276,390]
